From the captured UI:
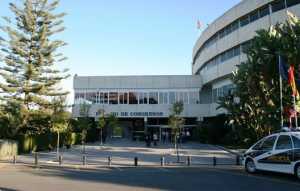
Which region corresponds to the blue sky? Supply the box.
[0,0,241,103]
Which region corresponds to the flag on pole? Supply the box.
[279,56,288,80]
[288,64,299,97]
[197,20,202,30]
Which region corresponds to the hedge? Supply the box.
[17,132,83,154]
[0,139,18,160]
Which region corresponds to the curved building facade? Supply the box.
[193,0,300,117]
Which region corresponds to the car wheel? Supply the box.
[245,159,256,173]
[295,164,300,179]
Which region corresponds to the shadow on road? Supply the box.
[0,187,19,191]
[20,166,300,191]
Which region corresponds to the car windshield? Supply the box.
[292,133,300,139]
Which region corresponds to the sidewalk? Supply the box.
[4,140,239,168]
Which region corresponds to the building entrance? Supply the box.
[117,118,145,140]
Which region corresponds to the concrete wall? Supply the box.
[74,75,202,90]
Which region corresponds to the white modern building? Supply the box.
[73,0,300,139]
[72,75,207,139]
[192,0,300,116]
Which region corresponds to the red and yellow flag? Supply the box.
[288,65,299,97]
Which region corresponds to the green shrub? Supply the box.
[86,127,98,143]
[65,132,77,146]
[17,134,35,154]
[75,133,82,145]
[0,139,18,160]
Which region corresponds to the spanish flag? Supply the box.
[288,65,299,97]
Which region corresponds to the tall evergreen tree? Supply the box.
[0,0,69,132]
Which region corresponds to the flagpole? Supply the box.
[293,95,298,128]
[279,55,284,129]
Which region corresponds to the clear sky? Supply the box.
[0,0,241,104]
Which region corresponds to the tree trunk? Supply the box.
[174,134,180,163]
[100,128,103,145]
[56,131,60,160]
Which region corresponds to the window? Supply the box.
[241,41,251,53]
[231,21,239,32]
[259,5,270,17]
[129,92,138,104]
[218,87,224,98]
[99,92,108,104]
[149,92,158,104]
[183,92,189,104]
[234,46,240,56]
[252,139,264,150]
[292,135,300,148]
[227,49,234,60]
[225,25,232,35]
[240,16,250,27]
[109,92,118,104]
[159,92,168,104]
[189,92,199,104]
[169,92,176,104]
[219,29,226,39]
[119,92,128,104]
[276,135,292,150]
[220,53,227,62]
[272,0,286,13]
[286,0,300,7]
[139,92,148,104]
[86,92,97,104]
[212,89,218,103]
[74,92,85,104]
[261,136,277,151]
[250,11,259,22]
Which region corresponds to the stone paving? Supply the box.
[11,139,239,167]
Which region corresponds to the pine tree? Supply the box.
[0,0,69,132]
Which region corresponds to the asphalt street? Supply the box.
[1,165,300,191]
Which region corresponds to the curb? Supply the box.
[1,160,243,171]
[8,163,243,171]
[215,145,244,157]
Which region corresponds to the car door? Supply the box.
[291,135,300,165]
[267,135,294,174]
[255,135,277,171]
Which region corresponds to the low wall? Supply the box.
[0,140,18,160]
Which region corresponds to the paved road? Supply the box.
[0,165,300,191]
[15,140,237,167]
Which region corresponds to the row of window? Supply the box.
[74,91,200,105]
[196,40,251,75]
[193,0,300,66]
[253,135,300,151]
[212,84,235,103]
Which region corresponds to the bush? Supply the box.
[76,133,82,144]
[16,130,95,154]
[17,134,35,154]
[86,127,98,143]
[65,132,75,146]
[0,139,18,160]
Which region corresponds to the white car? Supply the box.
[243,131,300,179]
